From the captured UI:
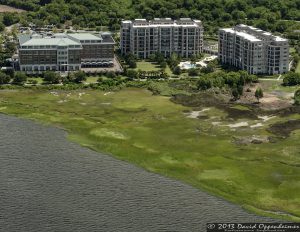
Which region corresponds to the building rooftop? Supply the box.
[18,34,31,45]
[221,28,261,42]
[274,36,287,42]
[21,37,81,47]
[67,33,102,41]
[221,25,288,42]
[125,18,202,28]
[18,32,115,47]
[236,31,261,42]
[101,32,115,43]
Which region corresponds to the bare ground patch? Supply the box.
[268,119,300,138]
[0,5,26,13]
[240,83,292,110]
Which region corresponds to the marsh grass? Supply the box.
[0,88,299,221]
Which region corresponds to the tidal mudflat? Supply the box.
[0,114,275,231]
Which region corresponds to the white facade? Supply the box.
[219,24,289,75]
[18,33,115,74]
[121,18,204,58]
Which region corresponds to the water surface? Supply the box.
[0,114,275,232]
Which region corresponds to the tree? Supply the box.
[173,66,181,75]
[126,69,138,79]
[106,71,116,78]
[188,68,199,76]
[5,42,16,55]
[255,88,264,103]
[67,72,75,83]
[148,54,156,62]
[13,72,27,85]
[43,71,60,84]
[128,60,137,69]
[3,13,16,26]
[28,79,38,85]
[294,89,300,105]
[202,63,215,73]
[4,0,299,38]
[154,52,165,64]
[0,22,5,32]
[160,61,167,69]
[190,55,197,65]
[237,84,244,96]
[283,72,300,86]
[160,71,168,79]
[125,53,137,69]
[197,77,212,90]
[0,72,11,84]
[97,77,104,83]
[231,87,240,101]
[73,71,87,83]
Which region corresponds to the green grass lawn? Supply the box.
[85,76,102,83]
[135,61,160,71]
[27,77,44,84]
[134,61,173,76]
[0,88,299,221]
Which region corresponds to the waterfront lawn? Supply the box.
[0,88,300,221]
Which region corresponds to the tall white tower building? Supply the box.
[219,24,289,75]
[120,18,204,58]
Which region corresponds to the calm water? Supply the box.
[0,114,275,232]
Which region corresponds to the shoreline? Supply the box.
[0,88,299,222]
[0,113,278,231]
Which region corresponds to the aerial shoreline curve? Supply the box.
[0,113,277,232]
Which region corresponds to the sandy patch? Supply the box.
[233,135,270,145]
[260,94,278,103]
[50,91,59,96]
[58,100,67,104]
[250,123,263,128]
[227,122,249,128]
[258,115,276,122]
[78,93,85,98]
[90,128,129,140]
[239,83,293,110]
[186,108,210,119]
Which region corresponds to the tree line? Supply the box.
[196,70,258,100]
[283,72,300,86]
[0,0,299,34]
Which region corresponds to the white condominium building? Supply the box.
[120,18,203,58]
[219,24,289,75]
